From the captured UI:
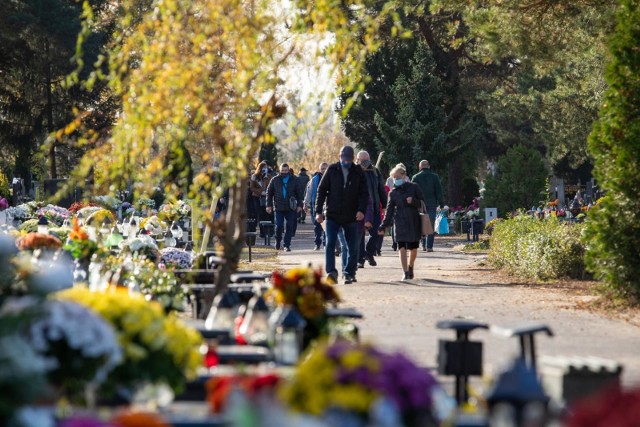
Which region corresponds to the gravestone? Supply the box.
[485,208,497,224]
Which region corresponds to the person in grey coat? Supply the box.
[378,165,425,281]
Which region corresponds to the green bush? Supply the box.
[488,215,586,280]
[585,1,640,302]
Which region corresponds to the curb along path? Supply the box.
[272,222,640,387]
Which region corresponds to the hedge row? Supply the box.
[488,215,586,280]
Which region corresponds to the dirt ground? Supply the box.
[268,223,640,388]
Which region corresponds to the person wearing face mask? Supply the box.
[355,150,387,269]
[297,168,310,224]
[304,162,329,250]
[378,166,425,281]
[266,163,303,251]
[315,146,368,285]
[250,161,274,239]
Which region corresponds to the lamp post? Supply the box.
[37,216,49,235]
[77,212,85,227]
[100,217,112,236]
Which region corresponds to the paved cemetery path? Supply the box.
[273,222,640,388]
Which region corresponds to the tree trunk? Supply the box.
[214,177,247,293]
[448,156,464,208]
[45,40,56,179]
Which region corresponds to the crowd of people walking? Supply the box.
[246,145,445,284]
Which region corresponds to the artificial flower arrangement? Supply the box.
[77,206,103,220]
[160,247,193,270]
[64,218,99,262]
[36,204,71,226]
[158,203,180,223]
[266,266,340,345]
[16,232,62,252]
[280,341,442,427]
[103,256,186,313]
[19,218,40,233]
[1,297,122,403]
[118,234,161,262]
[68,201,98,214]
[140,215,165,236]
[158,200,192,223]
[55,287,203,398]
[86,208,117,227]
[58,410,171,427]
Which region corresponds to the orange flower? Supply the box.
[112,411,170,427]
[69,217,89,241]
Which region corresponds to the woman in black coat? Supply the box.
[379,165,425,280]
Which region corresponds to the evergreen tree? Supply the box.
[483,145,547,216]
[585,0,640,301]
[373,41,447,177]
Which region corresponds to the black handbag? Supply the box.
[259,195,267,207]
[289,197,298,211]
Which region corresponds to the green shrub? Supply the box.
[462,239,490,251]
[0,171,9,199]
[585,1,640,302]
[488,215,586,280]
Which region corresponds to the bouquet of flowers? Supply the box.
[68,202,98,214]
[158,203,180,223]
[160,247,193,270]
[140,215,165,236]
[19,218,40,233]
[16,232,62,252]
[105,257,186,313]
[36,204,71,226]
[267,267,340,319]
[177,200,191,218]
[280,341,442,427]
[119,235,160,262]
[55,287,203,397]
[1,297,122,402]
[64,218,99,262]
[266,267,341,348]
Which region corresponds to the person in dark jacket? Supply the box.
[315,146,368,284]
[379,165,425,281]
[266,163,303,251]
[355,150,387,268]
[411,159,444,252]
[297,168,310,224]
[304,162,329,250]
[250,161,274,238]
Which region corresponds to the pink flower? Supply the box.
[0,197,8,210]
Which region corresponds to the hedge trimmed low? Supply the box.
[488,215,586,280]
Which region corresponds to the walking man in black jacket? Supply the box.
[266,163,303,251]
[315,146,368,284]
[356,150,387,268]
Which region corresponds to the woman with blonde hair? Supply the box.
[378,165,424,280]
